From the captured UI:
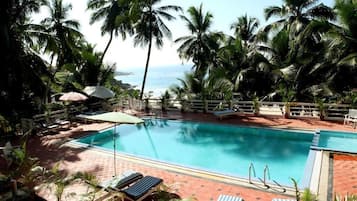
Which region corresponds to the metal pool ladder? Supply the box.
[260,165,270,187]
[248,162,256,183]
[249,164,286,193]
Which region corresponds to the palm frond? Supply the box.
[305,3,336,21]
[264,6,282,20]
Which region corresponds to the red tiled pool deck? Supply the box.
[23,112,357,201]
[333,154,357,198]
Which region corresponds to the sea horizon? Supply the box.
[115,64,192,97]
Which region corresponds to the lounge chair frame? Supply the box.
[97,174,162,201]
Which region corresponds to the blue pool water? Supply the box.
[318,130,357,153]
[75,119,313,186]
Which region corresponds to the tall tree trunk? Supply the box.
[140,3,153,100]
[140,39,152,100]
[99,29,114,67]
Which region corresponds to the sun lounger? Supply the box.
[99,172,143,190]
[120,175,163,201]
[217,194,243,201]
[213,109,242,120]
[97,173,162,201]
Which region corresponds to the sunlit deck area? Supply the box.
[18,111,356,201]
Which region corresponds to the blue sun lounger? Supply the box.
[213,109,243,120]
[217,194,243,201]
[121,175,163,201]
[98,173,163,201]
[100,172,143,190]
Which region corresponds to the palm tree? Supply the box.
[261,0,337,101]
[215,31,271,100]
[323,0,357,94]
[132,0,182,100]
[0,0,51,120]
[264,0,335,35]
[42,0,83,68]
[230,14,259,47]
[175,4,223,77]
[87,0,134,67]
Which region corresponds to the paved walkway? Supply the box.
[23,112,357,200]
[333,154,357,198]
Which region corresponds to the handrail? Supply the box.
[126,98,350,120]
[248,162,256,183]
[263,165,270,186]
[273,179,286,193]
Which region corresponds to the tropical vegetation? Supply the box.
[1,0,357,129]
[173,0,357,107]
[1,0,357,200]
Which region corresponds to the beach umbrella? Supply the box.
[83,112,144,176]
[59,92,88,102]
[83,86,115,99]
[59,92,88,122]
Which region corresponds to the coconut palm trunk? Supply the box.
[140,38,152,100]
[99,29,114,66]
[132,1,181,100]
[139,3,153,100]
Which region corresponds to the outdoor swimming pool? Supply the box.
[75,119,314,186]
[317,130,357,153]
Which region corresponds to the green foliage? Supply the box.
[133,0,182,99]
[301,188,318,201]
[42,164,98,201]
[252,96,260,114]
[161,90,171,111]
[0,115,13,136]
[335,194,357,201]
[314,97,328,119]
[1,142,98,201]
[175,4,223,77]
[291,178,318,201]
[0,142,44,200]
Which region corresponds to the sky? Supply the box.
[33,0,335,71]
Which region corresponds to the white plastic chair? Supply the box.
[344,109,357,128]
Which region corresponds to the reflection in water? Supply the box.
[176,122,311,162]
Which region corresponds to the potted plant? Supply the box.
[161,91,171,113]
[281,87,296,119]
[284,102,291,118]
[143,91,153,113]
[252,97,260,115]
[315,98,327,120]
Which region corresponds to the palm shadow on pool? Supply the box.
[176,121,312,162]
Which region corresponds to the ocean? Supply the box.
[115,64,192,97]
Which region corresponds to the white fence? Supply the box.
[113,98,350,121]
